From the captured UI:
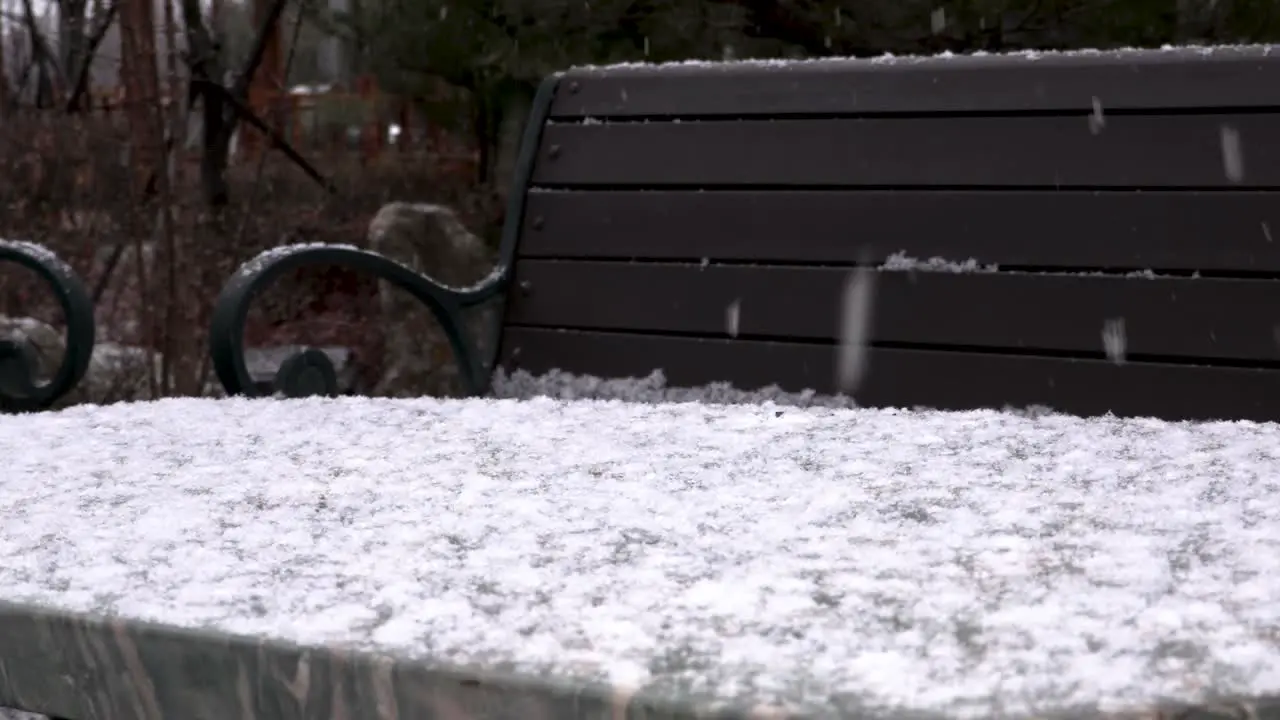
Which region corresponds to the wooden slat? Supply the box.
[499,328,1280,422]
[533,115,1280,188]
[553,46,1280,117]
[507,261,1280,362]
[521,190,1280,271]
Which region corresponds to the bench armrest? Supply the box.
[209,244,504,399]
[0,240,95,413]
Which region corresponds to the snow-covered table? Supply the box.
[2,390,1280,719]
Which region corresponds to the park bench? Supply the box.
[209,44,1280,423]
[7,45,1280,720]
[0,240,94,414]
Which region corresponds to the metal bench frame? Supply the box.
[207,77,562,401]
[0,242,95,413]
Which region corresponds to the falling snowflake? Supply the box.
[1102,318,1127,365]
[931,8,946,33]
[1088,97,1105,134]
[1220,125,1245,182]
[726,300,741,338]
[836,264,877,393]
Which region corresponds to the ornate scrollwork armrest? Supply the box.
[208,243,509,399]
[0,240,95,413]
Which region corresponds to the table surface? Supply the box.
[2,390,1279,717]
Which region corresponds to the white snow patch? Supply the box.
[877,253,1196,279]
[490,368,861,408]
[569,43,1277,74]
[231,243,504,294]
[4,396,1280,716]
[880,252,999,274]
[0,316,56,341]
[451,263,508,293]
[1060,269,1195,279]
[234,242,362,279]
[0,239,74,276]
[491,369,1068,418]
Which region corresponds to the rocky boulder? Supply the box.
[0,314,157,408]
[367,202,500,398]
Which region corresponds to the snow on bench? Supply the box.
[2,384,1279,718]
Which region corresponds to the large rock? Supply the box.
[75,342,159,405]
[0,315,63,383]
[367,202,499,398]
[0,315,158,408]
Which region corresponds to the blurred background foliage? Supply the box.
[228,0,1280,164]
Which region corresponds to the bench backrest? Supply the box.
[497,46,1280,422]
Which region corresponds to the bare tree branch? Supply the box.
[7,56,36,110]
[195,73,336,194]
[180,0,316,210]
[65,0,119,112]
[223,0,289,142]
[20,0,67,94]
[178,0,231,208]
[57,0,90,72]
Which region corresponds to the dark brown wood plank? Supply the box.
[521,190,1280,271]
[553,46,1280,117]
[499,328,1280,422]
[533,115,1280,188]
[507,261,1280,362]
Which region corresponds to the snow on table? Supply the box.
[2,395,1280,717]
